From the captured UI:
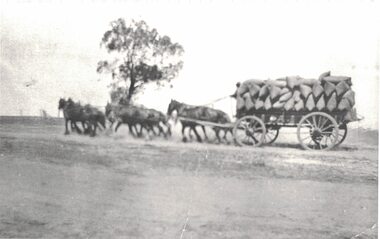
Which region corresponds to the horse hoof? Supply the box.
[182,137,187,143]
[64,132,69,135]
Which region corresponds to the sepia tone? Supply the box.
[0,0,378,238]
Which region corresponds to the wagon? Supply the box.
[178,107,361,151]
[233,108,362,150]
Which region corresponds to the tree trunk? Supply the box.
[127,63,135,102]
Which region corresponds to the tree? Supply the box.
[97,18,184,103]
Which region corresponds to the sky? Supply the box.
[0,0,379,129]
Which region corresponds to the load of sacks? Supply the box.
[236,71,356,122]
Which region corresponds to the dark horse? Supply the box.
[105,103,169,138]
[167,99,232,143]
[58,98,105,136]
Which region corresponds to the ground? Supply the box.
[0,116,378,239]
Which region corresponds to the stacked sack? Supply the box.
[235,71,356,122]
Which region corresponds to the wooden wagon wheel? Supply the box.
[336,123,348,146]
[233,116,266,147]
[297,112,339,150]
[263,125,280,145]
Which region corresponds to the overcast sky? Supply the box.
[0,0,379,128]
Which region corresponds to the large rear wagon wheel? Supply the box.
[297,112,339,150]
[233,116,266,147]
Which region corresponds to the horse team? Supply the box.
[58,98,232,143]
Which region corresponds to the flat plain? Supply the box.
[0,116,377,239]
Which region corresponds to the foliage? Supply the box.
[97,18,184,103]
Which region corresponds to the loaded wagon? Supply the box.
[232,72,361,150]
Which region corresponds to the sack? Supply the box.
[286,76,300,89]
[336,81,350,96]
[280,87,290,95]
[265,80,287,88]
[264,96,272,110]
[294,99,304,111]
[270,85,282,99]
[279,91,292,102]
[255,99,265,110]
[299,78,319,86]
[318,71,331,81]
[326,92,337,112]
[259,85,269,99]
[249,84,261,97]
[344,109,357,122]
[284,97,295,111]
[273,101,285,109]
[243,92,255,110]
[238,79,264,96]
[338,98,351,111]
[342,90,355,106]
[312,83,324,98]
[316,96,325,110]
[292,90,302,102]
[322,76,352,86]
[236,96,245,110]
[300,84,312,99]
[305,95,315,111]
[323,81,335,97]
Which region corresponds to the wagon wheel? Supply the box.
[297,112,339,150]
[264,125,280,145]
[336,123,348,146]
[233,116,266,147]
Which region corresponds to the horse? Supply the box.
[167,99,232,143]
[105,103,155,138]
[83,104,106,134]
[58,98,90,135]
[145,108,172,138]
[58,98,103,137]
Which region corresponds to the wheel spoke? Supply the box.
[320,124,333,132]
[300,134,311,142]
[305,119,314,128]
[312,115,317,127]
[318,117,327,129]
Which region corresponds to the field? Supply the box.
[0,116,378,239]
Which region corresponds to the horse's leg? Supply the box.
[73,122,82,134]
[90,121,97,137]
[201,125,208,141]
[192,126,203,142]
[223,129,230,143]
[64,118,70,135]
[214,127,221,143]
[188,124,194,140]
[127,124,137,137]
[138,124,145,137]
[165,122,172,137]
[115,121,122,132]
[157,124,166,138]
[70,121,76,131]
[81,121,89,134]
[181,124,187,142]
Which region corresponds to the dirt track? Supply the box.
[0,117,378,238]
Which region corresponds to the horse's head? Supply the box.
[167,99,180,116]
[58,98,66,110]
[67,98,75,106]
[105,102,112,117]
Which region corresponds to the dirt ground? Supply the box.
[0,117,378,239]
